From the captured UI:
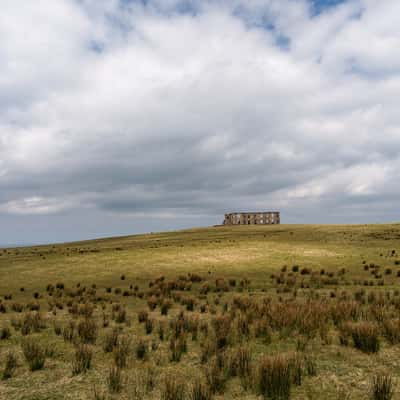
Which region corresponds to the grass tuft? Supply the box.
[371,372,394,400]
[161,375,186,400]
[72,344,93,375]
[256,353,292,400]
[2,352,17,380]
[21,339,46,371]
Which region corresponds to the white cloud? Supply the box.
[0,196,74,215]
[286,163,390,199]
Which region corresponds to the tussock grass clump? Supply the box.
[295,336,309,352]
[135,339,147,360]
[169,335,187,362]
[169,313,189,339]
[68,302,79,316]
[200,338,216,364]
[11,302,23,313]
[300,268,311,275]
[21,322,30,336]
[147,296,158,311]
[235,313,250,340]
[27,302,40,311]
[107,366,123,393]
[79,303,94,318]
[53,322,62,336]
[161,376,186,400]
[254,317,272,343]
[370,372,394,400]
[229,346,253,389]
[102,312,110,328]
[169,338,182,362]
[189,273,203,283]
[21,339,46,371]
[138,310,148,323]
[127,372,145,400]
[46,283,55,293]
[21,312,46,335]
[200,283,211,295]
[215,278,229,292]
[63,321,76,342]
[190,380,212,400]
[188,315,200,341]
[114,308,127,324]
[256,354,292,400]
[289,353,303,386]
[330,301,361,326]
[142,365,157,393]
[158,321,166,341]
[183,296,196,311]
[103,328,119,353]
[77,318,98,344]
[10,317,22,331]
[0,326,11,340]
[228,346,252,377]
[349,321,380,353]
[2,352,17,380]
[161,300,172,315]
[113,336,131,368]
[382,319,400,344]
[212,315,231,350]
[304,356,317,377]
[145,318,154,334]
[72,344,93,375]
[204,355,228,394]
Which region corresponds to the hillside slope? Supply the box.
[1,223,400,296]
[1,224,400,399]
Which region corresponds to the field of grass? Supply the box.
[1,223,400,399]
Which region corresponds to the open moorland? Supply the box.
[1,224,400,400]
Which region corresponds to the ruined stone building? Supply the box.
[223,211,280,225]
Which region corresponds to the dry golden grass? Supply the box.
[0,223,400,399]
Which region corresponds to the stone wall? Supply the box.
[223,212,280,225]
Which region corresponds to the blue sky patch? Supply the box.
[311,0,348,15]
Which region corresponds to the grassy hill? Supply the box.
[1,223,400,295]
[1,224,400,399]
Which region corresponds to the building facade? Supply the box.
[223,211,280,225]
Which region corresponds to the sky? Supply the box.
[1,0,400,245]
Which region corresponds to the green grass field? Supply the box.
[1,224,400,399]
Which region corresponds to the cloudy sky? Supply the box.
[1,0,399,245]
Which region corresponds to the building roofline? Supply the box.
[225,211,280,215]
